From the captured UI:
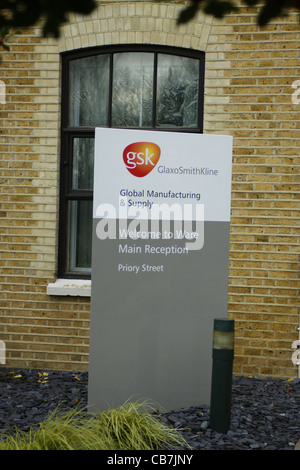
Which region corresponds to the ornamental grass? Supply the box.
[0,399,189,450]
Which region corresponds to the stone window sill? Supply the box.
[47,279,91,297]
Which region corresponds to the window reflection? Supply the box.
[67,200,93,272]
[156,54,199,127]
[112,53,154,128]
[72,138,94,190]
[69,55,110,127]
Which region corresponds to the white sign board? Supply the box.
[88,128,232,412]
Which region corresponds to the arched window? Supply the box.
[58,45,205,278]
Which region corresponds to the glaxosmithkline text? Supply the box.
[157,166,219,175]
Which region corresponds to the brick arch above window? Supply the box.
[56,2,213,53]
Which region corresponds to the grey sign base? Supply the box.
[88,221,230,413]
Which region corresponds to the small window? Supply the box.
[58,45,205,278]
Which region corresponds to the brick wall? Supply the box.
[0,1,299,377]
[218,8,300,377]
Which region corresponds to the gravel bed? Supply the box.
[0,368,299,450]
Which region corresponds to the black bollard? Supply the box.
[209,318,235,434]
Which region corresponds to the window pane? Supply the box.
[72,138,94,190]
[67,200,93,272]
[112,52,154,127]
[69,55,110,127]
[156,54,200,128]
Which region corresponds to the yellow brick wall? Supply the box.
[220,8,300,377]
[0,1,299,377]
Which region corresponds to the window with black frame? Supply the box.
[58,45,205,278]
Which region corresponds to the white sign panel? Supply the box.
[93,128,232,222]
[88,128,233,412]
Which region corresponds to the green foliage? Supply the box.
[0,0,97,37]
[94,400,188,450]
[178,0,238,24]
[0,400,190,450]
[176,0,300,26]
[0,0,299,37]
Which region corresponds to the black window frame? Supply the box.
[58,44,205,279]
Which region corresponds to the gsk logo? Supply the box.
[123,142,161,177]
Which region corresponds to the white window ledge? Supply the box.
[47,279,91,297]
